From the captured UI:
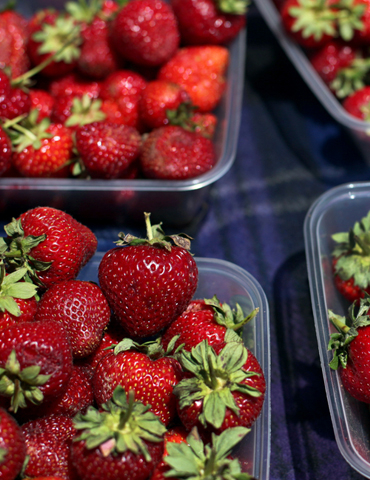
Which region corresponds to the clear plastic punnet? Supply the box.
[304,182,370,478]
[79,253,271,480]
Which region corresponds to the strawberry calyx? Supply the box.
[116,212,193,252]
[328,295,370,369]
[66,0,106,23]
[173,339,262,429]
[164,426,254,480]
[330,56,370,98]
[332,210,370,288]
[73,386,166,459]
[110,336,184,359]
[288,0,338,41]
[217,0,249,15]
[204,295,259,332]
[1,217,51,287]
[0,349,52,412]
[334,0,366,41]
[0,448,6,462]
[65,94,107,127]
[0,265,38,317]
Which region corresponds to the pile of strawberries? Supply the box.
[276,0,370,121]
[0,206,265,480]
[0,0,247,181]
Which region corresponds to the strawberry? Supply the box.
[139,125,216,180]
[139,80,191,130]
[51,94,107,130]
[328,296,370,403]
[0,70,31,120]
[0,320,73,413]
[0,266,38,332]
[189,112,218,138]
[174,339,266,434]
[158,45,229,112]
[3,207,88,289]
[0,125,12,176]
[69,217,98,267]
[170,0,247,46]
[161,296,259,353]
[110,0,180,67]
[29,89,56,122]
[150,426,188,480]
[4,111,74,178]
[0,8,30,78]
[49,73,102,99]
[331,209,370,302]
[92,338,183,426]
[98,213,198,338]
[34,280,111,359]
[22,414,77,479]
[152,426,254,480]
[74,121,141,179]
[0,407,26,480]
[70,386,166,480]
[27,9,82,78]
[342,85,370,119]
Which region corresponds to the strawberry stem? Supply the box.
[144,212,153,241]
[118,390,135,429]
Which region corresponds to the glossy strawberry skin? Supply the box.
[170,0,246,45]
[158,45,229,112]
[0,71,31,120]
[0,296,38,332]
[93,350,183,425]
[29,89,56,122]
[99,70,147,101]
[110,0,180,67]
[0,125,12,176]
[332,257,370,302]
[98,244,198,338]
[0,407,27,480]
[70,433,164,480]
[0,320,73,407]
[49,73,102,99]
[343,86,370,119]
[22,414,77,479]
[140,125,216,180]
[19,207,87,289]
[12,123,73,178]
[0,10,30,78]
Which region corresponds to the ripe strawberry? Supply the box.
[22,414,77,479]
[0,70,31,120]
[29,89,56,122]
[70,386,166,480]
[3,206,88,289]
[69,217,98,267]
[343,85,370,119]
[98,213,198,338]
[0,125,12,176]
[110,0,180,67]
[328,296,370,403]
[161,296,258,352]
[189,112,218,138]
[331,209,370,302]
[0,266,38,332]
[150,426,188,480]
[0,407,27,480]
[35,280,111,359]
[174,339,265,434]
[74,121,141,179]
[92,338,183,426]
[0,9,30,78]
[0,320,73,413]
[49,72,102,99]
[140,125,216,180]
[6,112,74,178]
[139,80,191,130]
[152,426,252,480]
[27,9,82,77]
[170,0,247,45]
[158,45,229,112]
[51,94,107,130]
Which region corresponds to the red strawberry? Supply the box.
[150,426,188,480]
[22,414,77,480]
[74,121,141,179]
[110,0,180,67]
[35,280,111,359]
[189,112,218,138]
[29,89,56,122]
[98,213,198,338]
[328,297,370,403]
[49,73,102,99]
[0,407,27,480]
[92,338,183,426]
[331,209,370,302]
[161,296,258,352]
[4,207,88,289]
[70,387,166,480]
[158,45,229,112]
[139,80,191,130]
[27,9,82,77]
[343,85,370,119]
[174,339,265,434]
[170,0,247,45]
[0,125,12,176]
[0,70,31,120]
[69,217,98,267]
[0,320,73,413]
[0,9,30,78]
[51,94,107,130]
[140,125,216,180]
